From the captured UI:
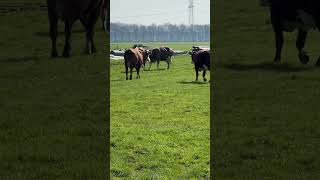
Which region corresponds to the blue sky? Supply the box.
[110,0,210,25]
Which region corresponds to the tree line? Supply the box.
[110,23,210,42]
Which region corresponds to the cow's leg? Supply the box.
[130,68,133,80]
[136,66,140,79]
[88,9,99,54]
[80,18,91,54]
[82,21,95,54]
[203,70,207,82]
[62,20,73,57]
[102,8,109,31]
[274,29,284,62]
[87,30,97,54]
[316,23,320,66]
[125,65,128,80]
[48,12,58,57]
[317,57,320,66]
[167,60,170,69]
[87,18,97,54]
[296,29,309,64]
[81,13,98,54]
[148,62,152,70]
[157,60,160,70]
[101,12,105,31]
[195,68,199,81]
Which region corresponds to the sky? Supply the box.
[110,0,210,25]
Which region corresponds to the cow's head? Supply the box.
[189,51,197,64]
[260,0,270,7]
[145,50,151,62]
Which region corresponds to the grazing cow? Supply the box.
[191,49,210,82]
[148,47,174,70]
[47,0,105,57]
[124,48,144,80]
[261,0,320,65]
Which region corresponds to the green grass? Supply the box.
[0,1,108,179]
[213,0,320,179]
[110,43,210,179]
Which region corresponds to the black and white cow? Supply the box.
[148,47,174,70]
[261,0,320,65]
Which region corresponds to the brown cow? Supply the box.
[148,47,174,70]
[191,49,210,82]
[124,48,144,80]
[47,0,105,57]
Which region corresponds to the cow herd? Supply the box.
[123,46,211,81]
[46,0,320,83]
[45,1,210,82]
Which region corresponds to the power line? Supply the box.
[188,0,195,25]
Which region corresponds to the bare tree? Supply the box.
[110,23,209,42]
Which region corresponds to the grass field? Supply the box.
[0,1,108,179]
[213,0,320,179]
[110,42,210,178]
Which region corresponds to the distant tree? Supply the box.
[110,23,210,42]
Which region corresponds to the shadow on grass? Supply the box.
[34,30,85,37]
[224,61,311,72]
[143,68,167,72]
[34,28,106,37]
[111,79,123,82]
[178,80,209,85]
[1,56,40,63]
[120,68,166,73]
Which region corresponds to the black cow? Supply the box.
[191,49,210,82]
[148,47,174,70]
[47,0,105,57]
[262,0,320,65]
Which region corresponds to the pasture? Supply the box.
[110,42,210,178]
[0,1,108,179]
[213,0,320,179]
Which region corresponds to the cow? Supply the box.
[124,48,144,80]
[47,0,105,58]
[191,49,210,82]
[148,47,174,70]
[261,0,320,65]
